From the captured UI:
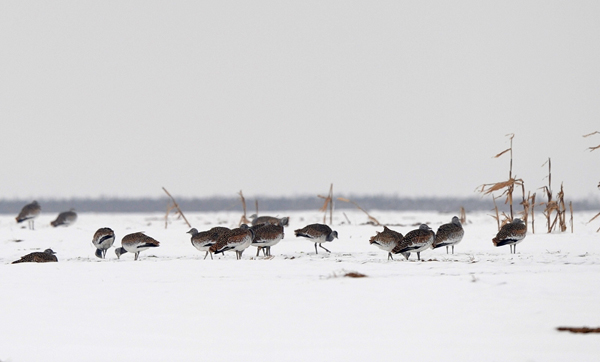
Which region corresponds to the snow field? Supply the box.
[0,210,599,361]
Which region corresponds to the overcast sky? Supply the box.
[1,1,599,201]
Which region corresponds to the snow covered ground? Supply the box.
[0,210,599,361]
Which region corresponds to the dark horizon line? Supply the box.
[1,195,599,214]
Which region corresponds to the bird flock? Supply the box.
[9,200,528,263]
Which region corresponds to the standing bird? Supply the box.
[492,218,527,254]
[50,209,78,227]
[432,216,464,254]
[294,224,338,254]
[115,232,160,261]
[249,214,290,227]
[92,227,115,259]
[187,226,230,260]
[210,224,254,260]
[370,226,403,260]
[392,224,435,261]
[16,201,41,230]
[251,221,285,257]
[12,248,57,264]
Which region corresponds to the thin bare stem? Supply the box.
[162,187,192,229]
[238,190,250,226]
[337,197,381,226]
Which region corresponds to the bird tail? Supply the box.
[95,249,104,259]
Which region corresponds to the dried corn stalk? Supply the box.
[318,184,334,225]
[337,197,381,226]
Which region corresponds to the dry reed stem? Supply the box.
[588,212,600,223]
[162,187,192,229]
[582,131,600,137]
[589,145,600,152]
[459,207,466,224]
[491,195,500,230]
[569,201,573,233]
[337,197,381,226]
[342,212,351,224]
[493,148,511,158]
[238,190,250,226]
[318,184,334,224]
[530,193,536,233]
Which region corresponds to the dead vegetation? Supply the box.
[318,184,334,225]
[478,135,574,234]
[162,187,191,229]
[322,269,368,279]
[337,197,381,226]
[584,131,600,231]
[557,326,600,334]
[477,134,526,230]
[344,272,368,278]
[539,159,571,233]
[459,207,467,224]
[238,190,250,226]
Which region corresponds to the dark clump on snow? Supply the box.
[557,326,600,334]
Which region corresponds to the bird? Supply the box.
[251,221,285,257]
[432,216,464,254]
[12,248,57,264]
[249,214,290,227]
[492,218,527,254]
[15,200,41,230]
[369,226,403,260]
[392,224,435,261]
[187,226,230,260]
[294,223,338,254]
[210,224,254,260]
[50,209,78,227]
[92,227,115,259]
[115,232,160,261]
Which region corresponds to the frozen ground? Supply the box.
[0,210,599,361]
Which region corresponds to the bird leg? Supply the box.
[446,246,449,254]
[388,252,394,261]
[134,252,139,261]
[319,243,331,253]
[314,243,318,254]
[417,252,421,261]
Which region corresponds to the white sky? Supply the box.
[1,1,599,200]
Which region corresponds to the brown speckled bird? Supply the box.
[392,224,435,261]
[251,222,284,257]
[12,249,57,264]
[50,210,78,227]
[115,232,160,261]
[209,224,254,260]
[249,214,290,227]
[370,226,403,260]
[493,218,527,254]
[92,227,115,259]
[294,224,338,254]
[16,201,41,230]
[187,226,231,259]
[432,216,464,254]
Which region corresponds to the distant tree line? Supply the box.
[0,195,599,214]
